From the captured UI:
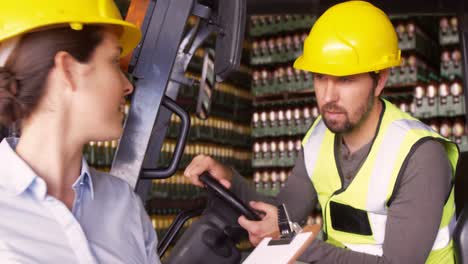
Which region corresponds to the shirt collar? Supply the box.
[73,158,95,200]
[0,137,39,197]
[0,137,95,200]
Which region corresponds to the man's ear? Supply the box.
[53,51,80,92]
[375,69,390,96]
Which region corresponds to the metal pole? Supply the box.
[110,0,195,188]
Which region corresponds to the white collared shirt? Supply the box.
[0,138,160,263]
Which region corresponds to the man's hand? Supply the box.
[184,154,233,189]
[238,201,280,246]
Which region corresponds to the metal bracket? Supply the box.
[268,204,302,246]
[174,18,217,74]
[192,3,212,19]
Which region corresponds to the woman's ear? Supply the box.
[53,51,80,92]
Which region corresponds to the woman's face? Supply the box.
[72,29,133,142]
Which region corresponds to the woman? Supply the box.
[0,1,159,263]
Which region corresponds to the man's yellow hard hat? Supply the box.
[294,1,401,76]
[0,0,141,57]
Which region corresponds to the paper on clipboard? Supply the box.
[242,227,318,264]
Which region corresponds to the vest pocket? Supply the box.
[330,201,373,236]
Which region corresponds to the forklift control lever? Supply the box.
[199,172,262,221]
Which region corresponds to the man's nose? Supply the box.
[322,78,339,103]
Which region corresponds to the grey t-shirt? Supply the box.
[231,138,453,264]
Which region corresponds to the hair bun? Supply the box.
[0,67,22,126]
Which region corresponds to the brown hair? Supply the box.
[0,26,105,126]
[369,71,380,88]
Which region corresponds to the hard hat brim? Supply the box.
[1,18,141,58]
[98,19,142,57]
[293,54,401,77]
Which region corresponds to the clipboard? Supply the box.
[242,224,320,264]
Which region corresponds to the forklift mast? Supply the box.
[110,0,247,202]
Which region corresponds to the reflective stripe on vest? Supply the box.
[343,215,456,256]
[302,100,458,260]
[302,117,326,180]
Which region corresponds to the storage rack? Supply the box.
[248,14,323,226]
[384,15,468,150]
[247,11,468,227]
[241,0,468,219]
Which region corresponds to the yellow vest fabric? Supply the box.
[302,99,459,263]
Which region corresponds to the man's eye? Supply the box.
[314,74,324,80]
[339,77,353,82]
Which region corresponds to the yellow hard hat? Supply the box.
[294,1,401,76]
[0,0,141,57]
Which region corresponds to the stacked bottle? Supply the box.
[168,114,251,148]
[252,105,319,137]
[180,72,252,123]
[413,81,465,118]
[83,140,119,171]
[251,33,308,65]
[441,48,463,80]
[150,173,204,203]
[252,170,292,197]
[248,14,316,199]
[386,16,467,151]
[393,19,440,64]
[252,66,313,96]
[387,54,439,87]
[252,138,303,168]
[422,17,468,151]
[158,140,251,174]
[84,99,130,171]
[439,16,459,46]
[250,15,315,37]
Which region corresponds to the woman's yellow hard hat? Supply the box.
[294,1,401,76]
[0,0,141,57]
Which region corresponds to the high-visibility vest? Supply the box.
[302,99,459,263]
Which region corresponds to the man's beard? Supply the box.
[321,88,375,134]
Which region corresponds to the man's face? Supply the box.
[314,73,377,133]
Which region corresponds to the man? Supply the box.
[184,1,459,263]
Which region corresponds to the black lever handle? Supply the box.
[141,96,190,179]
[200,172,261,221]
[158,207,204,258]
